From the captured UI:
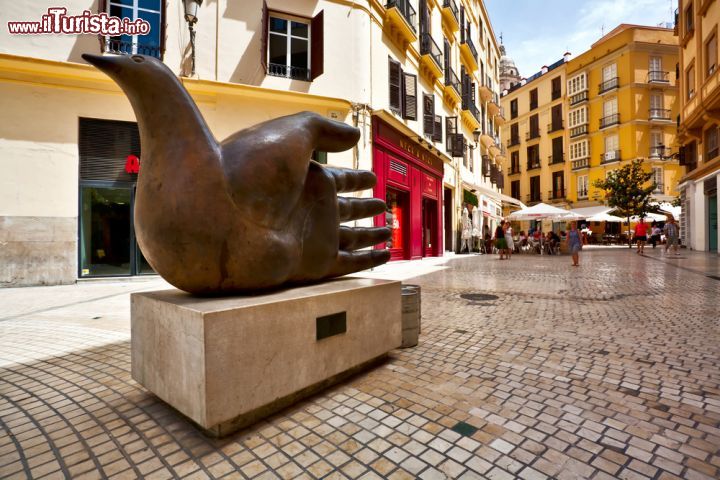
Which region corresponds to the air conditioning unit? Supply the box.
[604,151,617,161]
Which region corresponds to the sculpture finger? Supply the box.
[325,167,377,193]
[339,226,391,251]
[338,197,386,222]
[306,113,361,152]
[327,250,392,277]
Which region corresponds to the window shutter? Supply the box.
[402,72,417,120]
[423,94,434,137]
[261,1,268,73]
[389,58,402,114]
[311,10,324,80]
[79,118,142,182]
[433,115,442,143]
[678,146,686,165]
[444,38,450,72]
[460,6,465,42]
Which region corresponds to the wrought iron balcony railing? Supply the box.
[385,0,416,32]
[526,130,541,141]
[444,67,461,96]
[527,158,541,170]
[599,113,620,129]
[268,63,311,81]
[649,108,671,121]
[420,33,443,72]
[547,121,563,133]
[647,70,669,83]
[549,153,565,165]
[599,76,619,94]
[600,150,621,164]
[548,189,565,200]
[104,38,161,58]
[442,0,459,23]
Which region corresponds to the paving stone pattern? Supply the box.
[1,250,719,479]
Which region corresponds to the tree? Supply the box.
[593,159,655,246]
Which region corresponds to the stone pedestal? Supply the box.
[131,278,401,437]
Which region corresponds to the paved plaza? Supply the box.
[1,248,719,480]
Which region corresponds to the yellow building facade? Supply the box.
[501,25,682,218]
[501,59,568,209]
[675,0,720,252]
[565,25,681,207]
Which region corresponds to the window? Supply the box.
[511,180,520,200]
[510,99,518,119]
[650,131,664,158]
[567,72,587,95]
[529,114,539,138]
[687,64,696,99]
[604,135,619,158]
[652,167,663,193]
[706,33,717,78]
[529,88,538,110]
[551,77,561,100]
[264,8,323,81]
[550,104,563,131]
[552,171,564,197]
[530,176,541,201]
[388,57,417,120]
[510,123,519,145]
[104,0,163,58]
[569,140,589,160]
[684,2,694,37]
[527,145,540,169]
[706,126,719,160]
[568,107,587,128]
[511,151,520,173]
[577,175,588,198]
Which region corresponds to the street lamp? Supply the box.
[183,0,203,76]
[469,129,482,149]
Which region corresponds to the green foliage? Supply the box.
[592,159,655,219]
[463,189,479,207]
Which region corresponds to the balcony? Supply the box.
[649,108,671,122]
[569,124,588,138]
[572,157,589,170]
[461,95,481,130]
[599,113,620,129]
[384,0,417,48]
[440,0,460,32]
[459,29,479,71]
[569,90,588,106]
[268,63,310,81]
[479,75,493,101]
[527,158,541,170]
[600,150,621,164]
[548,153,565,165]
[653,183,665,194]
[103,38,161,58]
[526,129,541,142]
[420,33,443,80]
[548,189,566,202]
[552,88,562,101]
[443,67,461,105]
[647,71,670,84]
[509,164,521,175]
[527,194,542,206]
[547,120,564,133]
[598,77,619,95]
[507,136,520,148]
[577,189,588,199]
[488,95,502,117]
[649,146,667,159]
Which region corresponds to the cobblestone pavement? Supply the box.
[1,249,719,480]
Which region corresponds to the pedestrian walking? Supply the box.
[495,221,507,260]
[650,224,661,248]
[566,221,582,266]
[634,218,648,255]
[664,216,680,255]
[504,222,514,258]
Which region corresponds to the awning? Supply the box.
[508,203,581,221]
[569,206,615,218]
[463,182,526,209]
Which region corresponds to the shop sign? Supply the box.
[124,154,140,174]
[376,121,443,174]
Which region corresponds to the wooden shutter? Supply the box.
[433,115,442,143]
[311,10,324,80]
[389,58,402,114]
[423,94,434,137]
[460,6,465,42]
[79,118,141,182]
[446,117,464,157]
[402,72,417,120]
[260,1,268,73]
[444,38,450,72]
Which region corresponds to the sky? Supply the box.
[485,0,677,78]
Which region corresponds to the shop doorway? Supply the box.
[423,197,438,257]
[386,188,410,259]
[709,195,718,252]
[79,183,154,277]
[444,188,453,252]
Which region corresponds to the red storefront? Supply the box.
[372,119,444,260]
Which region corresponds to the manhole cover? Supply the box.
[460,293,499,302]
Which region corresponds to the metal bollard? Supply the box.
[400,284,421,348]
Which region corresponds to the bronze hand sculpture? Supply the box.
[82,53,391,295]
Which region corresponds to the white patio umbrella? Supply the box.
[630,212,668,222]
[508,203,580,255]
[586,211,625,222]
[508,203,581,221]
